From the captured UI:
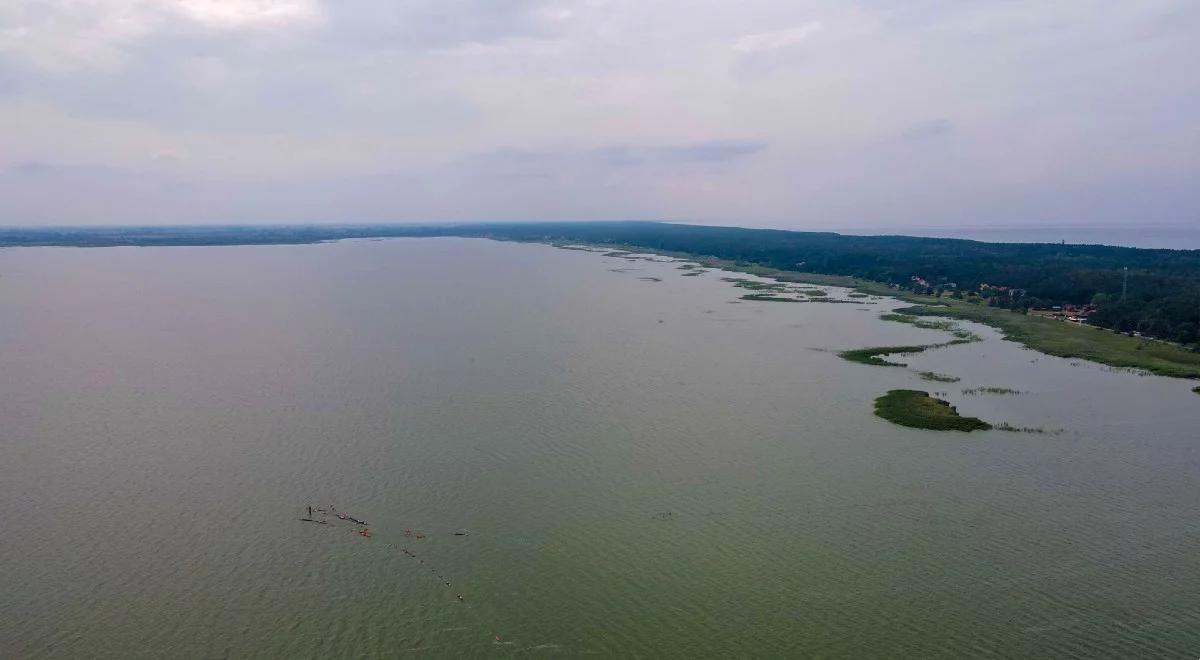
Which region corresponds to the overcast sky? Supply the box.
[1,1,1197,228]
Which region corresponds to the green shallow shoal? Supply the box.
[874,389,993,431]
[839,345,931,366]
[893,302,1200,379]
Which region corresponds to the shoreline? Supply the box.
[529,238,1200,381]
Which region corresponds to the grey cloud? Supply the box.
[1,1,1198,228]
[321,0,566,50]
[473,140,767,172]
[0,161,196,224]
[901,118,954,141]
[7,160,51,176]
[658,140,768,162]
[590,142,768,168]
[2,31,478,133]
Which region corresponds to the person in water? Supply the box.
[307,505,313,518]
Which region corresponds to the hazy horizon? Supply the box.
[2,2,1198,229]
[4,219,1200,250]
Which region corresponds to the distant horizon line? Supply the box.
[3,219,1200,251]
[2,219,1197,231]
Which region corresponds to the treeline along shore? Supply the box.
[4,221,1200,379]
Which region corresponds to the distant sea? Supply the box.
[836,224,1200,250]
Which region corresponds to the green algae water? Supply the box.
[1,238,1198,658]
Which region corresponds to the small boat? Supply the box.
[299,518,328,524]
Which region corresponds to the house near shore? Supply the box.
[1031,302,1098,323]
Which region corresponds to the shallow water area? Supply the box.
[1,238,1198,658]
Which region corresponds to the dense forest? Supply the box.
[4,221,1199,346]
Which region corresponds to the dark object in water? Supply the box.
[453,529,469,536]
[299,518,328,524]
[333,511,368,525]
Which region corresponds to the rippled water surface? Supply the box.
[1,238,1198,658]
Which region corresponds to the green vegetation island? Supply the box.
[4,221,1199,379]
[837,313,982,368]
[920,372,961,383]
[839,345,933,367]
[873,390,992,432]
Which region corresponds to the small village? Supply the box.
[909,276,1104,325]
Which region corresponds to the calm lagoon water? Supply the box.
[1,238,1198,658]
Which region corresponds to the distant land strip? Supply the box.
[3,221,1199,379]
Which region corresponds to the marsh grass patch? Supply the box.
[873,390,992,431]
